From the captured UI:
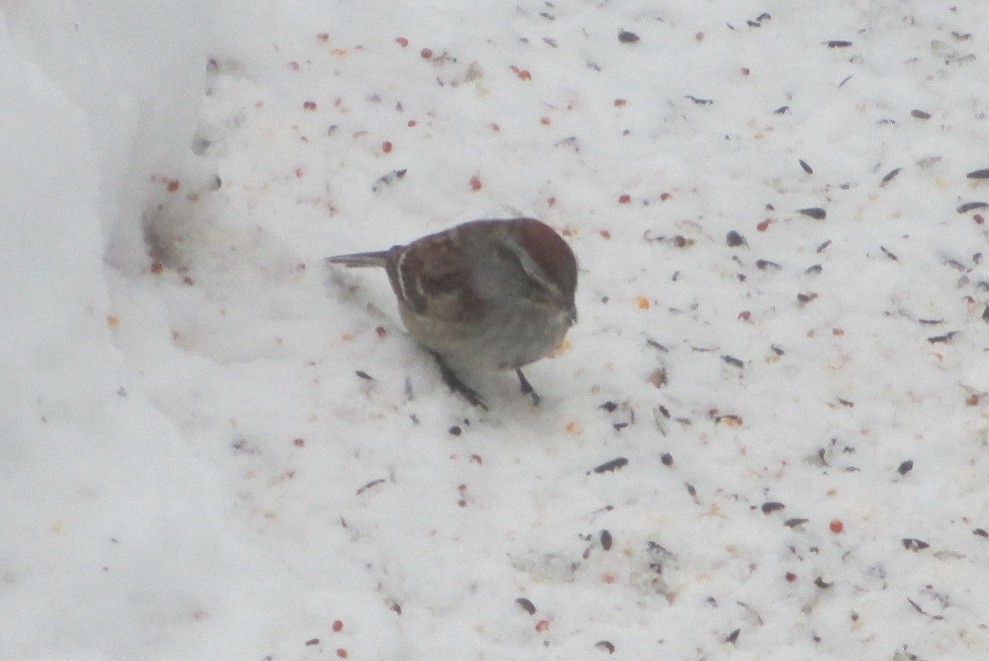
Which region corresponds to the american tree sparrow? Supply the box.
[328,218,577,408]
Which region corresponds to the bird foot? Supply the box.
[516,369,540,407]
[434,355,488,411]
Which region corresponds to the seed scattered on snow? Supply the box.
[617,29,640,44]
[355,478,386,495]
[726,230,746,247]
[590,457,629,474]
[722,355,744,368]
[756,259,781,271]
[880,168,902,187]
[649,367,668,389]
[902,538,930,551]
[372,168,407,192]
[956,201,988,213]
[798,207,827,220]
[748,12,772,27]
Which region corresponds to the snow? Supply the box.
[3,1,989,659]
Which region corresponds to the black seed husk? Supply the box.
[590,457,628,474]
[957,201,988,213]
[618,30,640,44]
[798,207,827,220]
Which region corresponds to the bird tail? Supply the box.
[326,250,390,267]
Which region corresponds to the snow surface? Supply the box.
[3,1,989,659]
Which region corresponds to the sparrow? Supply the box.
[328,217,577,408]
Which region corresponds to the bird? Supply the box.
[327,217,578,409]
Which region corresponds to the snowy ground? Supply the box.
[3,1,989,659]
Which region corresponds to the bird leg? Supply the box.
[515,369,540,406]
[433,354,488,411]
